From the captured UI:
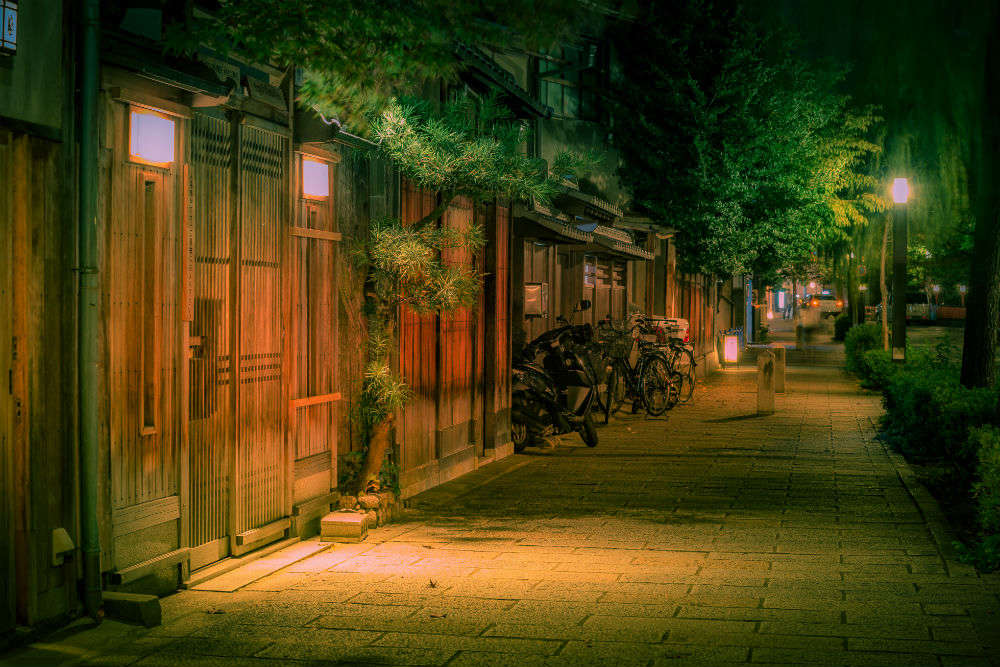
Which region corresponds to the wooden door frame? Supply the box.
[287,148,342,512]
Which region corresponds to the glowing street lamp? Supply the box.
[892,178,910,204]
[892,178,909,363]
[959,284,967,307]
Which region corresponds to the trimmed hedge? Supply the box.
[844,322,882,374]
[856,349,895,390]
[880,360,998,463]
[961,426,1000,570]
[833,313,852,341]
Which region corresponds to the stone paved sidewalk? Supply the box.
[4,364,1000,667]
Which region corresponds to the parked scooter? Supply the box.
[511,301,599,452]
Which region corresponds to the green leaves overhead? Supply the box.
[371,97,590,206]
[609,3,883,277]
[175,0,595,130]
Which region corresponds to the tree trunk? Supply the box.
[792,275,798,320]
[357,417,393,494]
[880,216,890,352]
[961,23,1000,388]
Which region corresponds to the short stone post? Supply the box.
[772,346,786,393]
[757,349,775,415]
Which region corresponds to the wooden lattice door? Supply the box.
[189,113,233,569]
[233,123,288,548]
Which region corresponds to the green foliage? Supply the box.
[172,1,593,131]
[952,426,1000,571]
[608,3,884,276]
[372,98,591,206]
[843,322,882,373]
[337,451,365,491]
[971,426,1000,534]
[833,314,853,341]
[880,359,998,462]
[360,361,411,429]
[856,349,896,390]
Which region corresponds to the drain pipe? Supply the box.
[78,0,103,620]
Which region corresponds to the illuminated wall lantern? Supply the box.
[723,334,739,364]
[302,157,330,199]
[1,1,16,54]
[129,108,175,166]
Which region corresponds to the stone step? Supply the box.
[320,511,369,543]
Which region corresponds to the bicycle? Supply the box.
[599,318,681,418]
[659,333,696,403]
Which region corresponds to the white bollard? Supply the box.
[757,349,775,415]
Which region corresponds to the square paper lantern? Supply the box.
[129,108,175,166]
[723,334,739,364]
[302,157,330,199]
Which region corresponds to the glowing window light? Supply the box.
[302,157,330,199]
[723,335,739,363]
[892,178,909,204]
[778,292,785,309]
[129,108,175,166]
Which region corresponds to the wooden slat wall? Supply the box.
[292,154,338,502]
[235,124,287,534]
[398,181,439,473]
[0,129,76,626]
[189,112,232,555]
[436,197,477,459]
[0,130,13,634]
[105,101,181,512]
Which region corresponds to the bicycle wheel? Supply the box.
[672,347,697,403]
[640,356,671,416]
[606,361,628,419]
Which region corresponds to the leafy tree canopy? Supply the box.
[608,0,883,277]
[176,0,595,130]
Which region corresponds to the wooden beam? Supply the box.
[108,87,192,119]
[289,226,342,242]
[109,548,190,585]
[111,496,181,538]
[290,392,342,410]
[233,517,290,548]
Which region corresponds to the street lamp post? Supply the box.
[892,178,909,363]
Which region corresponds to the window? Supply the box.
[142,181,159,431]
[301,157,329,199]
[537,42,602,121]
[583,256,597,287]
[129,108,175,167]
